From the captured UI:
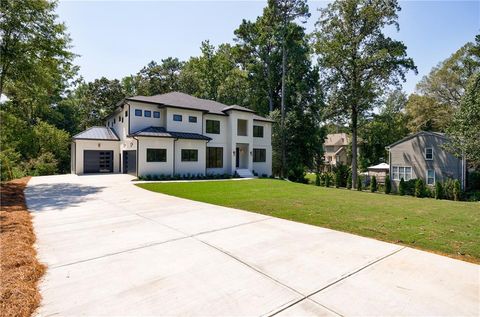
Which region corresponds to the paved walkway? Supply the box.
[26,174,479,316]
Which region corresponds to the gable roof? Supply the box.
[367,163,390,170]
[126,92,252,115]
[73,127,119,141]
[130,126,211,141]
[386,131,447,149]
[325,133,349,146]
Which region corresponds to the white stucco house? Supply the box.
[71,92,273,178]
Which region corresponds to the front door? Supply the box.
[236,147,240,168]
[123,150,137,175]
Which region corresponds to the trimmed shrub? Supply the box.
[315,173,321,186]
[435,181,443,199]
[325,173,331,187]
[370,176,377,192]
[415,179,425,198]
[346,170,352,189]
[357,175,362,191]
[453,180,461,201]
[399,178,406,196]
[385,175,391,194]
[335,169,341,188]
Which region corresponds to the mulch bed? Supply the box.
[0,177,46,317]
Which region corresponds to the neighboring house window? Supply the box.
[113,118,116,124]
[237,119,248,136]
[125,110,128,117]
[206,147,223,168]
[146,149,167,162]
[425,147,433,160]
[118,116,121,121]
[206,120,220,134]
[135,109,142,117]
[253,148,266,162]
[173,114,182,122]
[253,125,264,138]
[392,166,412,181]
[325,146,335,152]
[189,116,197,123]
[144,110,151,117]
[181,149,198,162]
[153,111,160,118]
[427,169,435,185]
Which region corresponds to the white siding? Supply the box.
[128,101,166,134]
[175,139,207,176]
[166,108,203,133]
[73,140,120,175]
[137,137,174,177]
[252,120,272,176]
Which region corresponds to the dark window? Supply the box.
[189,116,197,123]
[146,149,167,162]
[144,110,151,117]
[206,147,223,168]
[206,120,220,134]
[237,119,248,136]
[135,109,142,117]
[253,125,264,138]
[425,148,433,160]
[118,116,121,121]
[113,118,116,124]
[181,149,198,162]
[153,111,160,118]
[253,149,266,162]
[125,110,128,117]
[173,114,182,122]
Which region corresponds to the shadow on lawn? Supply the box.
[25,183,105,212]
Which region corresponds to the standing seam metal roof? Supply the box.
[72,127,119,140]
[130,126,211,141]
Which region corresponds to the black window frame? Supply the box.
[153,111,160,118]
[206,119,220,134]
[181,149,198,162]
[189,116,197,123]
[206,147,223,168]
[253,125,264,138]
[146,148,167,162]
[125,110,128,117]
[253,148,266,162]
[173,114,182,122]
[144,110,152,117]
[135,109,142,117]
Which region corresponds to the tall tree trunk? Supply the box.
[351,107,358,189]
[280,41,287,178]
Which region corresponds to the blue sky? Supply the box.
[56,0,479,94]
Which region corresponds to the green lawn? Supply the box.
[137,179,480,263]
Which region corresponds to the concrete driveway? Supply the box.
[26,174,479,316]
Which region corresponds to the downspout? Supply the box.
[173,138,178,176]
[132,136,139,179]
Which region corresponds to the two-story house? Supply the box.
[71,92,273,178]
[323,133,350,170]
[386,131,466,189]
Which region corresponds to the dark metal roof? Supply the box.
[253,114,274,123]
[126,92,271,122]
[73,127,119,141]
[386,131,447,149]
[130,126,211,141]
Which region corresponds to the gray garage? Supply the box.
[83,150,114,173]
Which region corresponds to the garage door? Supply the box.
[83,150,113,173]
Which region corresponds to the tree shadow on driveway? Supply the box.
[25,183,105,212]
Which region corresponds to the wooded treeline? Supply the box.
[1,0,479,184]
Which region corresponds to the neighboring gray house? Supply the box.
[386,131,466,189]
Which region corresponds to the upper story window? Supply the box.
[146,148,167,162]
[206,120,220,134]
[125,110,128,117]
[153,111,160,118]
[135,109,142,117]
[237,119,248,136]
[113,118,116,124]
[118,116,121,121]
[253,125,264,138]
[425,147,433,160]
[173,114,182,122]
[181,149,198,162]
[144,110,151,117]
[189,116,197,123]
[426,169,435,185]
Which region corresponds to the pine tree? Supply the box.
[385,175,392,194]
